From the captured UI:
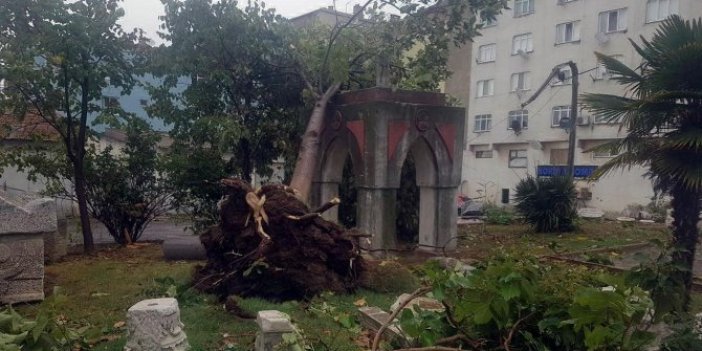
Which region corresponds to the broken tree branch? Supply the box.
[371,286,432,351]
[314,197,341,214]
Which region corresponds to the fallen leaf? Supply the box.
[353,298,367,307]
[113,321,126,329]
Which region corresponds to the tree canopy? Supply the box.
[0,0,146,253]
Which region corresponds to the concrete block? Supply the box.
[0,191,51,304]
[357,306,405,345]
[255,310,296,351]
[125,298,189,351]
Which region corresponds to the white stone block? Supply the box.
[125,298,189,351]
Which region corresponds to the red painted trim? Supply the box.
[346,120,365,155]
[436,123,457,162]
[388,121,410,161]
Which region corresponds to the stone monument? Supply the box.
[125,298,189,351]
[0,191,57,304]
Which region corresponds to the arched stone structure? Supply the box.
[311,88,465,253]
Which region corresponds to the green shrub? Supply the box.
[483,204,514,225]
[514,176,577,232]
[400,255,658,351]
[0,292,89,350]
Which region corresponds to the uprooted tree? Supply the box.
[154,0,507,300]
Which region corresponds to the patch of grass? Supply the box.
[15,244,401,351]
[456,220,670,260]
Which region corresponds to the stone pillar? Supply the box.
[417,187,458,252]
[418,187,438,249]
[255,310,296,351]
[125,298,189,351]
[0,193,56,304]
[357,187,397,251]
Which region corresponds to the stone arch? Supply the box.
[390,129,453,188]
[313,128,364,221]
[391,133,452,250]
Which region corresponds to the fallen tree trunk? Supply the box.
[193,178,366,301]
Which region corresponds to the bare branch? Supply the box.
[371,286,432,351]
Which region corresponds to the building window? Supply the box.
[475,150,493,159]
[508,149,528,168]
[474,114,492,132]
[510,72,531,92]
[480,12,497,27]
[557,0,577,4]
[646,0,679,23]
[553,66,572,85]
[550,149,568,165]
[478,44,496,63]
[552,105,571,127]
[476,79,494,97]
[556,21,581,44]
[594,113,621,124]
[102,96,120,108]
[594,55,624,80]
[512,33,533,55]
[599,8,627,34]
[593,147,618,158]
[508,110,528,130]
[514,0,534,17]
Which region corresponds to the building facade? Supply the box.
[450,0,700,212]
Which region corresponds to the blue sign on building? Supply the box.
[537,165,598,179]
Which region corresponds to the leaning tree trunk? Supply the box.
[670,183,702,310]
[289,83,341,202]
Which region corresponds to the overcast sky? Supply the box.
[119,0,367,43]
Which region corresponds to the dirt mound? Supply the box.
[193,178,366,301]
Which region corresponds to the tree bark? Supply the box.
[240,138,253,184]
[74,73,94,254]
[73,158,95,254]
[670,183,701,310]
[289,83,341,202]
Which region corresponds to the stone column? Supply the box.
[357,187,397,252]
[417,187,458,253]
[255,310,296,351]
[125,298,189,351]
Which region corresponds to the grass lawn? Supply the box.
[454,219,671,260]
[14,244,407,351]
[8,220,676,350]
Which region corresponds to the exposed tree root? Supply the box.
[193,178,366,301]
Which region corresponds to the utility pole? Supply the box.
[522,61,579,180]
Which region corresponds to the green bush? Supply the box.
[483,204,514,225]
[514,176,577,232]
[400,255,658,351]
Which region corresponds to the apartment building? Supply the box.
[452,0,700,212]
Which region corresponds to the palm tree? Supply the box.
[582,16,702,310]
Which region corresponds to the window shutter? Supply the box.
[573,22,581,41]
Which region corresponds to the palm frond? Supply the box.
[594,52,642,88]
